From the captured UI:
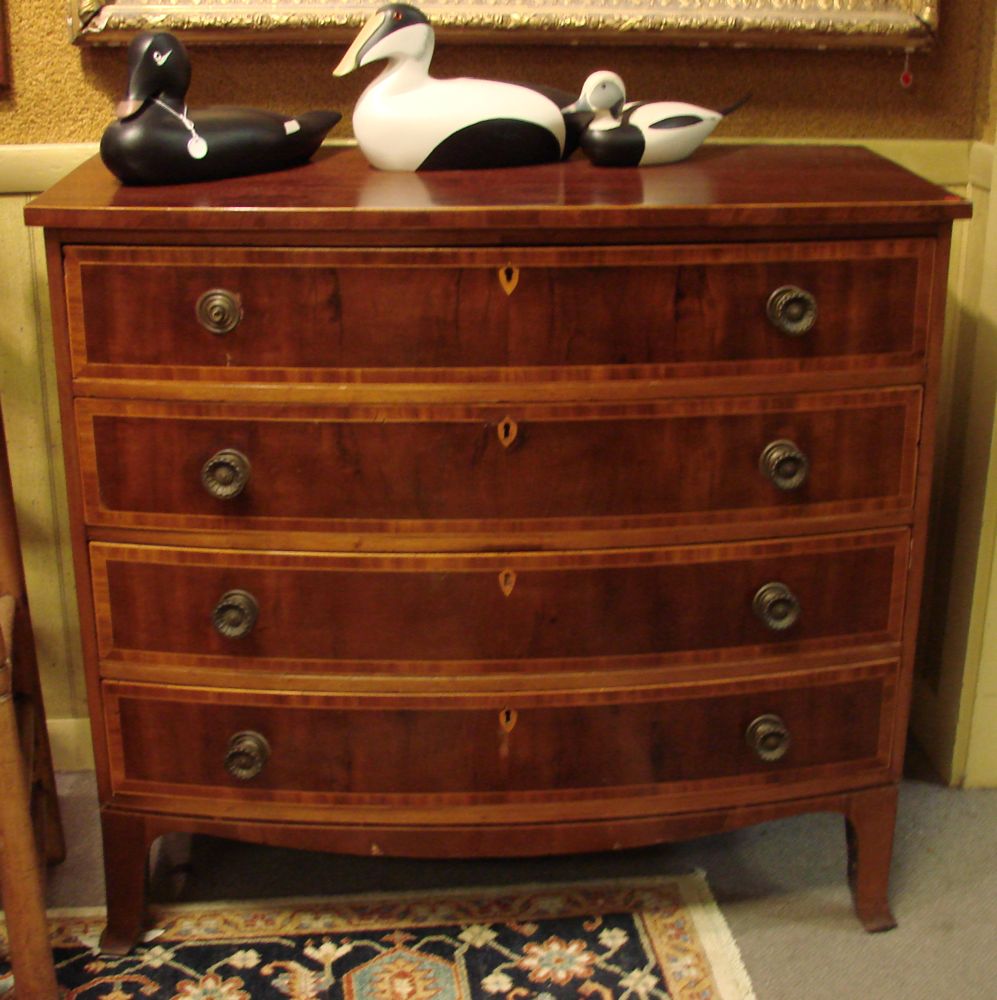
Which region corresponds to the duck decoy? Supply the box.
[566,70,748,168]
[100,32,342,185]
[333,3,586,171]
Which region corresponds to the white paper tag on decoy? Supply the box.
[284,119,301,135]
[187,135,208,159]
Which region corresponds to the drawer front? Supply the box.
[66,242,928,382]
[91,531,909,676]
[103,665,896,805]
[77,390,920,536]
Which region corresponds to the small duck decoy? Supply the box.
[333,3,584,171]
[566,70,748,168]
[100,32,342,185]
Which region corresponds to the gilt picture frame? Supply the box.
[70,1,938,50]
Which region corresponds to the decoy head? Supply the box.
[333,3,433,77]
[115,31,191,119]
[566,71,627,117]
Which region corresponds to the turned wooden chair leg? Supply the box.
[0,405,66,993]
[845,784,899,932]
[0,649,60,998]
[0,409,66,871]
[24,671,66,868]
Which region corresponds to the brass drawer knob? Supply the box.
[759,439,809,491]
[196,288,242,335]
[752,581,801,631]
[224,730,270,780]
[766,285,817,337]
[212,589,259,639]
[201,448,251,500]
[746,714,791,762]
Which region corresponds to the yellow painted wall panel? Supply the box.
[966,696,997,785]
[0,196,86,729]
[911,139,997,787]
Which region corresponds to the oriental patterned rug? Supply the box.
[1,873,755,999]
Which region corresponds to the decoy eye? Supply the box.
[392,9,403,19]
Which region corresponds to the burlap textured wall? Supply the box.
[985,12,997,142]
[0,0,994,145]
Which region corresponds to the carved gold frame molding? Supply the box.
[70,1,938,49]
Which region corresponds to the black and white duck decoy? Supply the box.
[100,32,342,185]
[566,70,747,168]
[333,3,586,171]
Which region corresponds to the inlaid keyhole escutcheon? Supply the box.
[497,707,518,761]
[499,568,517,597]
[498,264,519,296]
[497,417,519,449]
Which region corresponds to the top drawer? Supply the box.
[65,241,931,386]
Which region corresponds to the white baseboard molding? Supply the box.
[47,718,95,772]
[0,144,99,195]
[858,138,973,188]
[714,137,973,188]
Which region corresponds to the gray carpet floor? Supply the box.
[47,750,997,999]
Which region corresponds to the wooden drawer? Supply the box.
[91,530,908,680]
[65,241,929,384]
[103,663,896,810]
[76,390,920,540]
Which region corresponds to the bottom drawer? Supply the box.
[104,663,896,811]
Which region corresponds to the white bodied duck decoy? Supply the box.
[566,70,747,168]
[100,32,341,185]
[333,3,585,171]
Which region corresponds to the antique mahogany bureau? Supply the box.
[26,145,969,951]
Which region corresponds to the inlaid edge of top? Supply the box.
[24,144,972,232]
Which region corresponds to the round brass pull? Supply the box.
[752,581,801,631]
[212,589,259,639]
[201,448,251,500]
[224,730,270,780]
[746,714,791,762]
[196,288,242,335]
[766,285,817,337]
[759,439,809,491]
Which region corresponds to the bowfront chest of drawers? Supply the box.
[26,145,970,950]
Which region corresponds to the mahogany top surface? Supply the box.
[25,144,970,235]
